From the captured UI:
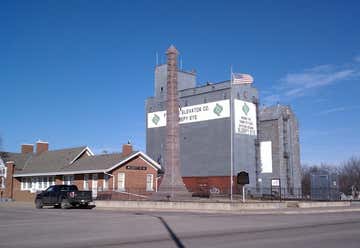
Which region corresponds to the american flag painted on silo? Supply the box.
[232,73,254,84]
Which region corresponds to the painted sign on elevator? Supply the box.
[147,100,230,128]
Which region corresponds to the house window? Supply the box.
[146,174,154,191]
[104,174,109,190]
[45,177,48,189]
[28,178,32,190]
[117,173,125,191]
[0,177,4,189]
[21,178,24,190]
[47,177,51,188]
[50,176,55,186]
[21,177,54,191]
[41,177,45,190]
[22,177,31,190]
[63,175,74,185]
[83,174,89,190]
[35,177,40,190]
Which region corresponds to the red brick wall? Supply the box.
[13,178,35,201]
[73,174,83,190]
[108,156,157,192]
[55,175,62,185]
[97,156,158,200]
[183,176,239,195]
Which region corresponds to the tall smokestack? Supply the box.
[153,45,190,200]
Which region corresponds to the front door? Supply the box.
[92,174,98,199]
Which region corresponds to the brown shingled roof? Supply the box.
[0,151,32,171]
[61,151,137,172]
[0,147,87,174]
[19,147,87,174]
[2,146,160,177]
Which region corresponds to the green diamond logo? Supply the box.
[213,103,223,116]
[242,103,250,115]
[152,114,160,125]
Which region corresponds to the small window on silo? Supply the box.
[160,87,163,92]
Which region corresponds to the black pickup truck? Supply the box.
[35,185,93,209]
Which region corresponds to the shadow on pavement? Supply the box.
[48,204,96,210]
[157,216,185,248]
[135,213,185,248]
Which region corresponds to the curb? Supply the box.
[94,206,360,215]
[94,200,360,215]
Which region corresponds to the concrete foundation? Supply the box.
[95,200,352,212]
[95,200,287,211]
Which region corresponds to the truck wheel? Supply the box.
[35,199,43,209]
[61,199,71,209]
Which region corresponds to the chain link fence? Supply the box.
[95,188,153,201]
[93,186,348,201]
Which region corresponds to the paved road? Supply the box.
[0,203,359,248]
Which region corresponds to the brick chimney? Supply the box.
[122,142,133,157]
[36,141,49,155]
[21,144,34,154]
[5,161,15,199]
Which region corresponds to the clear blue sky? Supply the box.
[1,0,359,165]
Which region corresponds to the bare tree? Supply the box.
[338,157,360,194]
[301,157,360,196]
[0,136,8,160]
